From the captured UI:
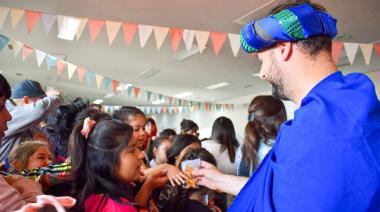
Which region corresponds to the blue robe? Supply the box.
[229,71,380,211]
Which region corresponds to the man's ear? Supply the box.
[276,42,292,61]
[21,96,30,105]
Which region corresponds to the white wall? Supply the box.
[149,101,298,143]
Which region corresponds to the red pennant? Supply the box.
[112,80,119,94]
[168,97,174,104]
[162,107,168,113]
[169,28,183,52]
[122,22,138,46]
[56,60,66,75]
[374,44,380,59]
[133,87,140,98]
[22,45,34,61]
[331,41,343,64]
[204,102,209,111]
[210,32,227,56]
[77,67,87,82]
[88,19,105,42]
[25,11,42,33]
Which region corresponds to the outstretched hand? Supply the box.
[192,161,225,191]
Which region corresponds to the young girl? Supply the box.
[8,140,52,171]
[166,134,202,167]
[149,137,172,168]
[70,118,146,211]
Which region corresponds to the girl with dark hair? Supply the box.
[69,119,165,211]
[202,117,239,175]
[180,119,199,137]
[145,117,158,160]
[166,134,201,166]
[159,128,176,141]
[149,137,172,168]
[235,95,287,177]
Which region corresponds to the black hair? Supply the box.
[180,119,199,133]
[113,106,145,123]
[150,136,172,161]
[69,119,136,211]
[0,74,11,99]
[210,116,239,163]
[166,134,201,165]
[74,108,112,126]
[159,128,177,138]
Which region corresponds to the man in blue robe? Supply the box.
[194,2,380,211]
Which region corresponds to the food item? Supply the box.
[181,159,200,189]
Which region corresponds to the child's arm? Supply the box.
[135,170,168,207]
[142,164,187,186]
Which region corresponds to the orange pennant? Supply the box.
[374,44,380,59]
[56,60,66,75]
[169,28,183,52]
[25,11,42,33]
[88,19,105,42]
[133,87,140,98]
[112,80,119,93]
[77,67,87,82]
[122,22,137,46]
[210,32,227,56]
[22,45,34,61]
[168,96,174,104]
[204,102,210,111]
[162,106,168,113]
[331,41,343,64]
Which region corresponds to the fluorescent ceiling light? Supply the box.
[93,99,104,104]
[205,82,231,90]
[103,93,115,98]
[152,99,166,105]
[171,45,207,61]
[116,84,133,91]
[173,92,193,98]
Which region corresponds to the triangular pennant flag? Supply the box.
[204,102,210,111]
[0,34,9,51]
[0,7,9,30]
[228,33,240,57]
[67,63,76,80]
[103,77,111,89]
[183,29,194,52]
[46,55,57,70]
[331,41,343,64]
[169,28,183,52]
[138,25,153,47]
[178,99,182,106]
[88,19,105,42]
[122,22,138,46]
[25,11,42,33]
[168,97,173,105]
[10,9,24,28]
[146,91,153,102]
[77,67,87,82]
[344,42,359,65]
[22,45,34,61]
[133,87,140,98]
[146,107,151,114]
[210,32,227,56]
[112,80,119,93]
[158,94,163,101]
[153,26,169,50]
[56,60,66,75]
[76,18,88,40]
[127,86,133,96]
[86,71,95,86]
[359,44,373,65]
[374,44,380,59]
[194,30,210,53]
[11,40,23,57]
[58,16,81,40]
[105,21,122,45]
[179,106,184,113]
[157,107,162,114]
[95,74,104,89]
[41,13,56,35]
[174,107,179,113]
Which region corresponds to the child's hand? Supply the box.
[165,165,188,186]
[145,170,168,189]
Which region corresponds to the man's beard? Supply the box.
[271,81,289,101]
[268,52,290,101]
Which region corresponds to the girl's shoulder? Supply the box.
[85,194,138,212]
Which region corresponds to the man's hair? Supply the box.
[269,0,332,56]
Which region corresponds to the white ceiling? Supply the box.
[0,0,379,106]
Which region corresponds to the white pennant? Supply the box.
[95,74,104,89]
[76,18,88,40]
[0,7,9,30]
[12,40,23,57]
[344,42,359,65]
[153,26,169,50]
[42,13,57,35]
[138,25,153,48]
[178,106,184,113]
[157,107,162,114]
[183,29,195,52]
[57,16,81,40]
[359,43,373,65]
[146,107,151,114]
[228,33,240,57]
[194,30,210,53]
[67,62,77,80]
[35,50,46,67]
[105,21,122,45]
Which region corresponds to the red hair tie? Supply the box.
[81,117,96,139]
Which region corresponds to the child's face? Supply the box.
[0,96,12,139]
[175,142,201,167]
[26,146,52,170]
[127,114,147,149]
[153,140,172,164]
[117,140,144,182]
